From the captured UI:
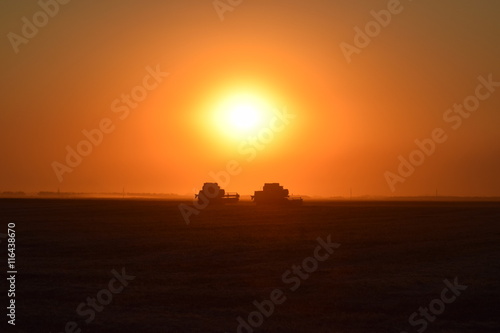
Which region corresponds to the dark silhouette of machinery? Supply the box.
[251,183,303,205]
[195,182,239,205]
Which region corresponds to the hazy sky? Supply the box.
[1,0,499,197]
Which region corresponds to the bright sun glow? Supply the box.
[213,93,272,138]
[228,104,260,130]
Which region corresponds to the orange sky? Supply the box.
[1,0,500,197]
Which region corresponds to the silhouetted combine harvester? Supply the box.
[195,182,240,205]
[251,183,303,205]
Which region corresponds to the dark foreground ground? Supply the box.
[0,199,499,333]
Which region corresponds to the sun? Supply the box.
[213,93,271,138]
[228,103,261,130]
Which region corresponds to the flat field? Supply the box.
[0,199,499,333]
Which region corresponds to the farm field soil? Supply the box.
[1,199,499,333]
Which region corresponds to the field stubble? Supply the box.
[0,199,499,333]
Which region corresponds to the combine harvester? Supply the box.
[251,183,303,205]
[195,182,240,205]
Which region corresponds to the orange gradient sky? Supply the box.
[1,0,500,197]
